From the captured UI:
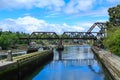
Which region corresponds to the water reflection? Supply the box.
[33,46,105,80]
[58,50,62,60]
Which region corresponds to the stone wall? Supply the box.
[0,50,53,80]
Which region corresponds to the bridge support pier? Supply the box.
[56,40,64,51]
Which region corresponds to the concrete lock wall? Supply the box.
[92,47,120,80]
[0,50,53,80]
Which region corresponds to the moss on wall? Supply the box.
[0,50,53,80]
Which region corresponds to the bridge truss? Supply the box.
[87,22,106,37]
[19,22,107,45]
[22,32,59,40]
[62,32,98,40]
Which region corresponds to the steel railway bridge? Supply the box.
[20,22,107,47]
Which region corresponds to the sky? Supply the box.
[0,0,120,34]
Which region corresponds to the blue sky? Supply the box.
[0,0,120,34]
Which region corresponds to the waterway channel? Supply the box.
[24,46,112,80]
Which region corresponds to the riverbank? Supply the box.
[92,46,120,80]
[0,50,53,80]
[0,49,27,55]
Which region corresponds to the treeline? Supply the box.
[0,31,29,50]
[103,4,120,56]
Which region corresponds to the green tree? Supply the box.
[103,27,120,56]
[107,5,120,28]
[0,31,29,49]
[103,4,120,56]
[0,33,9,49]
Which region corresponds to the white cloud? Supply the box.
[64,0,95,14]
[0,18,26,32]
[0,16,85,34]
[0,0,118,17]
[0,0,65,11]
[86,7,108,17]
[76,0,95,11]
[0,0,34,9]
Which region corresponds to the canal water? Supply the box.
[24,46,111,80]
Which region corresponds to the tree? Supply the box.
[0,34,9,49]
[103,4,120,56]
[107,5,120,28]
[103,27,120,56]
[0,31,29,49]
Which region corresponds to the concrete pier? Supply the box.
[92,47,120,80]
[0,50,53,80]
[7,50,13,61]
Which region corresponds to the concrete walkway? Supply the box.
[99,49,120,69]
[93,47,120,80]
[0,61,16,67]
[0,50,52,68]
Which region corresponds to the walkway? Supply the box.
[92,47,120,80]
[0,50,51,69]
[0,61,15,67]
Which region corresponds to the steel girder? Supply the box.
[19,22,107,42]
